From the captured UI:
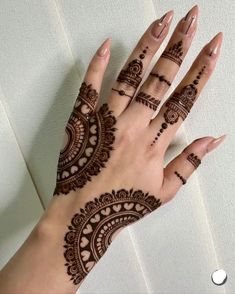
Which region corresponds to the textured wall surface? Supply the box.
[0,0,234,293]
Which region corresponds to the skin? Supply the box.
[0,5,226,294]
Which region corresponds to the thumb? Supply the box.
[160,135,226,204]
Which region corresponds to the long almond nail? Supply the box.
[97,38,111,57]
[207,134,226,153]
[181,5,198,35]
[152,10,173,39]
[208,32,223,56]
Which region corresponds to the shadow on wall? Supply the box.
[0,41,127,263]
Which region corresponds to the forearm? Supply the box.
[0,220,77,294]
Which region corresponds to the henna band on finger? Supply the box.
[187,153,201,169]
[135,91,161,111]
[161,40,183,66]
[150,72,171,86]
[111,88,133,98]
[174,171,187,185]
[117,47,148,89]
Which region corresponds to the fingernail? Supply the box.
[97,38,111,57]
[208,32,223,56]
[152,10,173,39]
[207,134,227,153]
[180,5,198,35]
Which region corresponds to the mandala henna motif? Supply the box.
[116,46,148,89]
[54,82,117,195]
[135,91,160,111]
[64,189,161,285]
[151,66,206,145]
[161,40,184,66]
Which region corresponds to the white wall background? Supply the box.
[0,0,234,293]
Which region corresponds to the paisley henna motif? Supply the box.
[54,82,117,195]
[64,189,161,285]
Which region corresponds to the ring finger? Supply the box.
[149,32,223,152]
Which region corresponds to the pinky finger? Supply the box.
[160,135,226,204]
[77,38,111,117]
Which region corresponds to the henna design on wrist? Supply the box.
[187,153,201,169]
[150,72,171,87]
[161,40,183,66]
[111,88,133,98]
[64,189,161,285]
[117,47,148,89]
[151,66,206,145]
[135,91,161,111]
[174,171,187,185]
[54,82,117,195]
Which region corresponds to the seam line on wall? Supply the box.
[0,95,45,210]
[52,0,83,82]
[128,227,151,294]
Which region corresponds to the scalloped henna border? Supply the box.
[54,104,117,195]
[64,189,162,284]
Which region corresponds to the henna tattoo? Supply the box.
[187,153,201,169]
[77,82,98,117]
[151,67,206,145]
[150,72,171,86]
[174,171,187,185]
[161,40,183,66]
[111,88,133,98]
[135,91,160,111]
[117,47,148,89]
[54,83,117,195]
[64,189,161,285]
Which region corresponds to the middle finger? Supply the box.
[122,5,198,125]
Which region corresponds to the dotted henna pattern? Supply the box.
[151,66,206,145]
[64,189,161,285]
[54,82,117,195]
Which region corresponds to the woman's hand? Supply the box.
[0,5,225,294]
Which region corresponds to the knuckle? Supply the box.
[115,128,135,148]
[114,81,134,92]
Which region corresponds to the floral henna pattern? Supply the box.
[151,66,206,145]
[64,189,161,285]
[54,82,117,195]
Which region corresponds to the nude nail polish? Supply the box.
[180,5,198,35]
[152,10,173,39]
[208,32,223,56]
[97,38,110,57]
[206,134,226,153]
